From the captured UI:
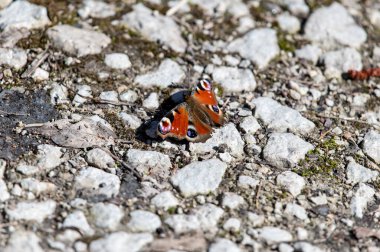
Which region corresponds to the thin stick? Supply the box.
[21,49,50,78]
[166,0,188,16]
[23,123,45,128]
[316,114,380,129]
[0,110,27,116]
[255,180,262,209]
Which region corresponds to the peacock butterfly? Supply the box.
[156,79,224,142]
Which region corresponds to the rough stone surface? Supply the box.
[295,44,322,64]
[151,191,179,210]
[304,3,367,48]
[105,53,131,70]
[277,171,306,197]
[321,48,362,79]
[127,210,161,233]
[63,210,95,236]
[89,232,153,252]
[362,130,380,164]
[263,133,314,168]
[351,183,375,218]
[47,25,111,57]
[256,227,293,244]
[253,97,315,135]
[78,0,115,19]
[285,203,308,220]
[86,148,115,169]
[121,4,186,53]
[165,214,200,234]
[6,200,56,223]
[228,28,279,69]
[222,192,245,209]
[127,149,171,179]
[135,59,185,88]
[0,179,10,202]
[212,66,256,93]
[0,48,27,70]
[209,238,241,252]
[346,161,378,185]
[3,231,44,252]
[119,112,142,130]
[239,116,261,134]
[171,159,227,197]
[90,203,124,230]
[193,203,224,232]
[277,13,301,34]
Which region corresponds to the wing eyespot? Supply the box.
[158,117,172,135]
[198,79,212,91]
[186,125,198,139]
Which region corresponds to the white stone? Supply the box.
[0,0,11,10]
[16,164,39,175]
[189,123,244,158]
[0,179,10,202]
[50,83,68,105]
[263,133,314,168]
[99,91,119,102]
[256,227,293,244]
[74,167,120,199]
[192,0,249,18]
[240,116,261,134]
[304,3,367,49]
[171,159,227,197]
[89,232,153,252]
[73,84,92,106]
[209,238,241,252]
[277,171,306,197]
[310,194,328,205]
[285,203,308,220]
[370,10,380,29]
[63,210,95,236]
[238,175,259,189]
[127,210,161,232]
[47,25,111,57]
[223,218,241,232]
[346,161,378,185]
[165,214,200,234]
[127,149,171,179]
[228,28,279,69]
[86,148,115,169]
[78,0,116,19]
[90,203,124,230]
[119,90,138,103]
[36,144,63,171]
[121,4,186,53]
[321,48,362,79]
[0,159,5,178]
[32,67,49,82]
[0,1,50,31]
[3,231,44,252]
[283,0,309,17]
[151,191,179,210]
[252,97,315,135]
[119,112,142,130]
[362,130,380,164]
[247,212,265,227]
[0,47,27,70]
[135,59,185,88]
[279,243,294,252]
[295,45,322,64]
[277,13,300,34]
[105,53,131,70]
[351,183,375,218]
[294,242,324,252]
[142,92,159,109]
[352,93,370,107]
[296,227,308,240]
[20,178,56,195]
[6,200,56,223]
[222,192,245,209]
[192,203,224,232]
[212,66,256,93]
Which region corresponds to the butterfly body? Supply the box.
[157,79,223,142]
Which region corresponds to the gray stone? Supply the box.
[151,191,179,210]
[209,238,241,252]
[0,1,50,31]
[321,48,362,79]
[283,0,309,17]
[90,203,124,231]
[119,112,142,130]
[119,90,138,103]
[263,133,314,168]
[237,175,260,189]
[0,0,11,10]
[127,210,161,232]
[189,123,244,158]
[228,28,279,69]
[295,44,322,64]
[86,148,115,169]
[351,183,375,218]
[304,3,367,49]
[0,179,10,202]
[99,91,119,102]
[223,218,241,232]
[73,84,92,106]
[370,10,380,29]
[135,59,185,88]
[47,25,111,57]
[252,97,315,135]
[247,212,265,227]
[127,149,171,179]
[6,200,56,223]
[121,4,186,53]
[240,116,261,134]
[192,203,224,232]
[3,231,44,252]
[90,232,153,252]
[165,214,200,234]
[142,92,159,109]
[222,192,245,210]
[36,144,64,171]
[74,167,120,199]
[277,171,306,197]
[294,242,324,252]
[346,161,378,185]
[78,0,116,19]
[212,66,256,93]
[256,227,293,244]
[285,203,308,220]
[0,48,27,70]
[362,130,380,164]
[277,13,300,34]
[20,178,56,195]
[63,210,95,236]
[105,53,131,70]
[32,67,49,82]
[192,0,249,18]
[171,159,227,197]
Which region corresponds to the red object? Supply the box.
[347,68,380,80]
[156,79,224,142]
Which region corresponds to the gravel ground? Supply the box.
[0,0,380,251]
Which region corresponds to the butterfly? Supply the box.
[156,79,224,142]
